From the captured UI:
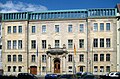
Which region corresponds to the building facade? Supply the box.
[1,8,119,76]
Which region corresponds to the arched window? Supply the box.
[18,55,22,62]
[31,55,36,62]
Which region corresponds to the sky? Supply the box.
[0,0,120,13]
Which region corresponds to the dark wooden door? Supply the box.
[54,61,60,73]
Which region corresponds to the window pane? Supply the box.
[13,40,17,49]
[93,39,98,47]
[42,40,46,49]
[32,26,35,33]
[93,23,98,31]
[31,40,36,49]
[13,55,16,62]
[42,55,46,63]
[55,40,59,48]
[55,25,59,32]
[68,25,72,32]
[8,26,11,34]
[94,54,98,61]
[7,40,11,49]
[106,54,110,61]
[100,23,104,31]
[42,25,46,33]
[100,54,104,61]
[100,38,104,47]
[94,66,98,72]
[80,24,84,32]
[79,54,84,62]
[68,55,72,62]
[106,23,110,31]
[68,40,73,48]
[79,39,84,48]
[106,38,110,47]
[18,40,22,49]
[18,55,22,62]
[8,55,11,62]
[32,55,36,62]
[106,66,110,72]
[13,26,17,33]
[18,26,22,33]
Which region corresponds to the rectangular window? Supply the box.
[80,24,84,32]
[106,38,110,47]
[18,40,22,49]
[13,26,17,33]
[93,23,98,31]
[68,66,72,72]
[100,23,104,31]
[94,54,98,61]
[42,55,46,63]
[68,25,72,32]
[18,66,22,72]
[18,26,22,33]
[106,54,110,61]
[13,66,16,72]
[106,66,110,72]
[79,54,84,62]
[94,66,98,72]
[8,55,11,62]
[18,55,22,62]
[31,55,36,62]
[100,54,104,61]
[42,66,46,72]
[8,26,11,34]
[68,55,73,62]
[31,40,36,49]
[93,39,98,47]
[42,25,46,33]
[55,25,59,33]
[68,39,73,48]
[13,40,17,49]
[7,40,11,49]
[13,55,16,62]
[55,40,59,48]
[100,66,104,72]
[32,26,36,33]
[106,23,110,31]
[42,40,46,49]
[79,39,84,48]
[8,66,11,72]
[100,38,104,47]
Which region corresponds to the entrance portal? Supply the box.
[54,58,60,73]
[30,66,37,75]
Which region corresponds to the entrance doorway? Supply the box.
[30,66,37,75]
[54,58,60,73]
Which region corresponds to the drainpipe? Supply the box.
[27,12,29,73]
[86,18,89,72]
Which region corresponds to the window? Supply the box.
[106,23,110,31]
[68,66,72,72]
[42,66,46,72]
[106,54,110,61]
[68,39,73,48]
[100,23,104,31]
[18,66,22,72]
[94,66,98,72]
[8,55,11,62]
[100,54,104,61]
[13,40,17,49]
[93,23,98,31]
[8,66,11,72]
[94,54,98,61]
[18,26,22,33]
[80,66,84,72]
[8,26,11,34]
[31,55,36,62]
[13,55,16,62]
[13,26,17,33]
[32,26,36,33]
[55,40,59,48]
[106,66,110,72]
[93,39,98,47]
[18,55,22,62]
[31,40,36,49]
[106,38,110,47]
[68,25,72,32]
[55,25,59,32]
[7,40,11,49]
[79,54,84,62]
[13,66,16,72]
[42,55,46,63]
[42,40,46,49]
[79,39,84,48]
[42,25,46,33]
[68,54,73,62]
[100,38,104,47]
[100,66,104,72]
[80,24,84,32]
[18,40,22,49]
